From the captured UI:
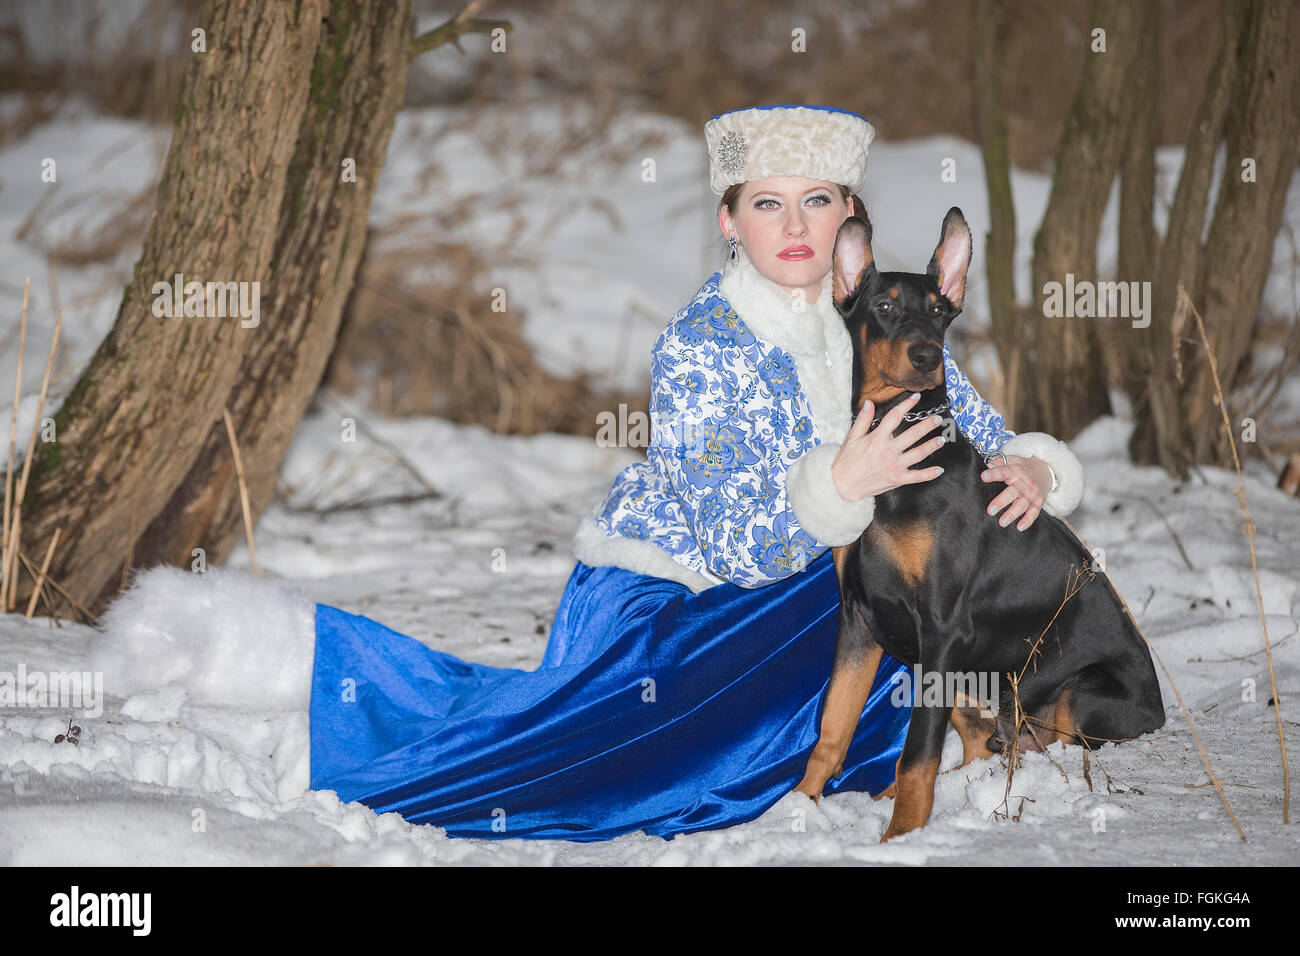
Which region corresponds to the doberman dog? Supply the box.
[793,207,1165,841]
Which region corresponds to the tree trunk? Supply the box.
[1112,0,1159,404]
[1183,0,1300,466]
[13,0,415,619]
[132,2,414,607]
[1025,0,1145,438]
[1127,0,1245,474]
[973,0,1023,426]
[1117,1,1158,292]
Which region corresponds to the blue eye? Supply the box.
[754,193,834,210]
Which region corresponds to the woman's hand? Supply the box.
[830,393,946,501]
[980,454,1052,531]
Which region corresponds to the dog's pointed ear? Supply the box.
[927,207,972,312]
[832,216,875,310]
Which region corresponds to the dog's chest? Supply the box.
[862,517,935,592]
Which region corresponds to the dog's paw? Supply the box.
[880,814,923,842]
[880,825,911,843]
[791,780,823,805]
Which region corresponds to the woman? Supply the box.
[309,104,1085,841]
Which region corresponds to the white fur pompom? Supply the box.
[89,564,316,712]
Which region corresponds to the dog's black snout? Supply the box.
[908,343,942,373]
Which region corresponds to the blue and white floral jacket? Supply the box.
[572,247,1085,592]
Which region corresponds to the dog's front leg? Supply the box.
[794,582,881,803]
[880,635,971,841]
[880,696,948,841]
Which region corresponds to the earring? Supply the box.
[728,234,738,260]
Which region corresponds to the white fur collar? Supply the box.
[717,245,854,444]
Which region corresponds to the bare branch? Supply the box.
[410,1,512,60]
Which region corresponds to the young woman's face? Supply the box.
[719,176,853,303]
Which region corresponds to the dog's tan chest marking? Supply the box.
[866,519,935,590]
[832,544,851,584]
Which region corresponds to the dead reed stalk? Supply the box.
[223,406,258,575]
[1057,499,1246,842]
[17,550,96,626]
[1181,282,1289,825]
[2,278,29,604]
[995,564,1091,818]
[26,525,61,618]
[2,305,61,612]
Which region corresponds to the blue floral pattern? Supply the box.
[942,340,1012,458]
[592,272,1015,589]
[757,349,799,400]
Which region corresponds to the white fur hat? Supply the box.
[705,104,875,196]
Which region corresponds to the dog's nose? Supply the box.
[908,343,942,373]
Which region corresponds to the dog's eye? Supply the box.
[931,303,943,315]
[875,301,892,313]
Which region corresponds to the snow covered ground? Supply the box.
[1,407,1297,865]
[0,96,1297,865]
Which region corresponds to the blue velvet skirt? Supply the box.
[308,547,909,841]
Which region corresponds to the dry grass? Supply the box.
[325,210,643,436]
[0,0,1239,442]
[0,284,71,619]
[0,0,197,125]
[989,533,1247,842]
[34,187,156,269]
[405,0,1222,171]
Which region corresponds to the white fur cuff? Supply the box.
[787,442,876,546]
[998,432,1085,517]
[571,512,721,593]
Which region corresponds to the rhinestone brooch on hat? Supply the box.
[717,130,749,175]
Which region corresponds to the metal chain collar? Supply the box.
[868,400,950,431]
[866,400,1010,469]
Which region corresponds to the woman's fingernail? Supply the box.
[910,392,920,400]
[935,467,944,474]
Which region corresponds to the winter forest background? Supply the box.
[0,0,1297,865]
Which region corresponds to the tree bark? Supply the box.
[1026,0,1145,438]
[1117,1,1158,291]
[973,0,1022,425]
[1112,0,1159,403]
[131,1,414,610]
[1184,0,1300,466]
[13,0,415,618]
[1127,0,1245,474]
